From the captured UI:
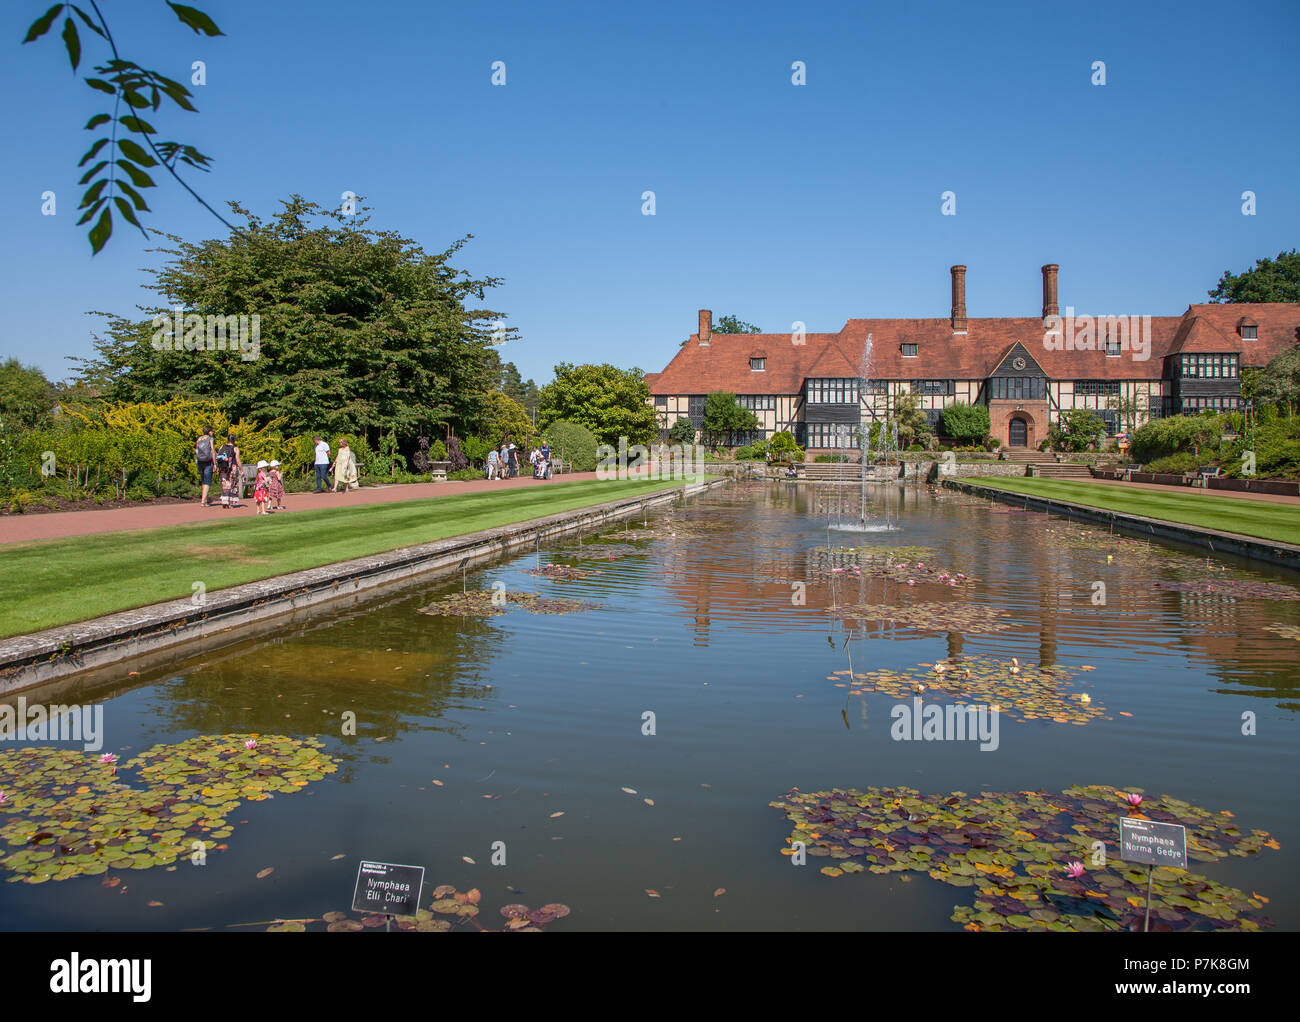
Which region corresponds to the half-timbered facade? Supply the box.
[644,265,1299,451]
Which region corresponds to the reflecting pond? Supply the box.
[2,481,1296,930]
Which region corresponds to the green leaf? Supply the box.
[121,88,151,110]
[118,115,157,135]
[84,77,115,94]
[88,205,112,253]
[79,178,108,208]
[22,4,64,44]
[116,180,152,212]
[115,160,155,189]
[114,196,145,231]
[78,160,107,185]
[61,16,80,71]
[83,113,111,131]
[78,137,108,166]
[68,5,106,39]
[74,197,104,225]
[117,138,158,167]
[166,2,224,36]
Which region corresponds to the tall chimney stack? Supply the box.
[1041,264,1059,321]
[950,265,967,332]
[698,309,712,345]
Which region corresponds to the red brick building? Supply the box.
[645,265,1299,451]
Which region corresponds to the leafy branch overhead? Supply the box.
[23,2,226,254]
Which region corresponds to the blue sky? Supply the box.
[2,0,1297,386]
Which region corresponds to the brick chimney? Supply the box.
[698,309,712,345]
[1041,264,1059,321]
[950,265,967,333]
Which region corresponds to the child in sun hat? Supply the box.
[267,459,286,510]
[253,460,270,515]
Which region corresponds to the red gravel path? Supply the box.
[1,472,601,545]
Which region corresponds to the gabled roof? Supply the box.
[645,303,1300,394]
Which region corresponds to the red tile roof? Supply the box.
[647,303,1300,394]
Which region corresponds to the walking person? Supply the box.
[539,438,552,480]
[215,432,242,508]
[508,443,519,479]
[253,461,270,515]
[332,439,359,491]
[313,435,331,492]
[486,445,499,480]
[195,425,216,506]
[267,460,286,510]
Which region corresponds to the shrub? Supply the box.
[1129,414,1228,464]
[941,402,991,444]
[668,417,697,445]
[1221,415,1300,479]
[1049,410,1107,452]
[734,440,767,460]
[1144,452,1200,474]
[768,430,805,463]
[447,467,483,482]
[545,419,599,472]
[430,438,449,462]
[814,454,851,463]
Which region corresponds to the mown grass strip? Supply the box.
[963,477,1300,545]
[0,477,693,637]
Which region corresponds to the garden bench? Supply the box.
[1195,466,1220,487]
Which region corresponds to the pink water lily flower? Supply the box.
[1125,793,1143,808]
[99,753,118,765]
[831,568,843,574]
[0,792,9,806]
[907,579,916,585]
[1065,860,1085,878]
[245,739,258,750]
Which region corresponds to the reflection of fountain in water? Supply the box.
[829,333,897,533]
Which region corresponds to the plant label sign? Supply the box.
[351,860,425,917]
[1119,818,1187,869]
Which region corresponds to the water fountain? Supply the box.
[828,334,896,533]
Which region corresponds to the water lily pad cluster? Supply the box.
[599,528,656,543]
[1041,527,1213,574]
[814,544,937,565]
[1264,623,1300,641]
[827,601,1009,634]
[418,591,601,617]
[263,887,571,932]
[527,563,592,580]
[840,656,1103,725]
[0,736,336,884]
[771,784,1277,932]
[1148,579,1300,601]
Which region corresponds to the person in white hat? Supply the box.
[267,459,286,511]
[253,460,271,514]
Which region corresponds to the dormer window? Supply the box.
[1237,317,1258,340]
[750,357,766,371]
[902,343,918,357]
[1104,336,1122,356]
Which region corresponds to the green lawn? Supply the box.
[0,477,696,639]
[960,477,1300,545]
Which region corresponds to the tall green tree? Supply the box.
[701,391,760,446]
[1254,345,1300,416]
[537,363,657,446]
[71,195,512,446]
[1208,250,1300,303]
[713,314,762,334]
[0,358,57,430]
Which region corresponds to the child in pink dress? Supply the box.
[268,460,286,510]
[253,461,270,515]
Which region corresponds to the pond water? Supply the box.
[2,481,1297,931]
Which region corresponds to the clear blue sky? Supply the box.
[2,0,1297,386]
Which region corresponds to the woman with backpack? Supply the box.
[215,432,242,508]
